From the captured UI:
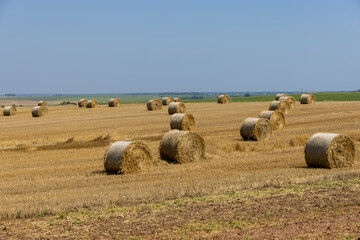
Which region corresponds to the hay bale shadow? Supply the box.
[92,170,121,175]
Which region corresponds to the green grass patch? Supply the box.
[2,92,360,104]
[185,92,360,103]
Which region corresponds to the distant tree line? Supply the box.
[182,95,204,99]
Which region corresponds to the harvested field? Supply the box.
[0,101,360,237]
[1,177,359,239]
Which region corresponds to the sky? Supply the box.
[0,0,360,94]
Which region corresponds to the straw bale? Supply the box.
[217,94,231,104]
[159,130,205,163]
[258,110,285,130]
[170,113,195,131]
[162,97,174,105]
[279,96,295,108]
[86,100,98,108]
[147,99,162,110]
[38,101,47,107]
[108,98,120,107]
[275,93,287,100]
[300,94,315,104]
[269,100,290,114]
[305,133,355,168]
[32,106,48,117]
[3,106,17,116]
[240,117,272,141]
[78,99,88,107]
[168,102,186,115]
[104,141,153,174]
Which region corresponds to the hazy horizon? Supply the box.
[2,90,358,97]
[1,1,359,94]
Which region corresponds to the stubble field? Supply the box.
[0,101,360,239]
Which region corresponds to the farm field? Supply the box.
[1,91,360,106]
[0,100,360,239]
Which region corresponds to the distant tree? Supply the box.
[244,93,251,97]
[190,95,204,99]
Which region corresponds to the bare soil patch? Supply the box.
[0,178,359,239]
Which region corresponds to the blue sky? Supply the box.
[0,1,359,94]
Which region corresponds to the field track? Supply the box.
[0,101,360,238]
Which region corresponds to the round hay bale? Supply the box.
[240,117,272,141]
[162,97,174,105]
[217,94,231,104]
[32,106,48,117]
[78,99,87,107]
[279,96,295,108]
[86,100,98,108]
[288,96,296,108]
[275,93,287,100]
[305,133,355,168]
[168,102,186,115]
[258,110,285,130]
[300,94,315,104]
[269,100,290,114]
[3,106,17,116]
[147,99,162,110]
[170,113,195,131]
[108,98,120,107]
[38,101,47,107]
[225,94,231,103]
[159,130,205,164]
[174,97,182,102]
[104,141,153,174]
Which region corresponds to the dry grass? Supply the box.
[0,101,360,219]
